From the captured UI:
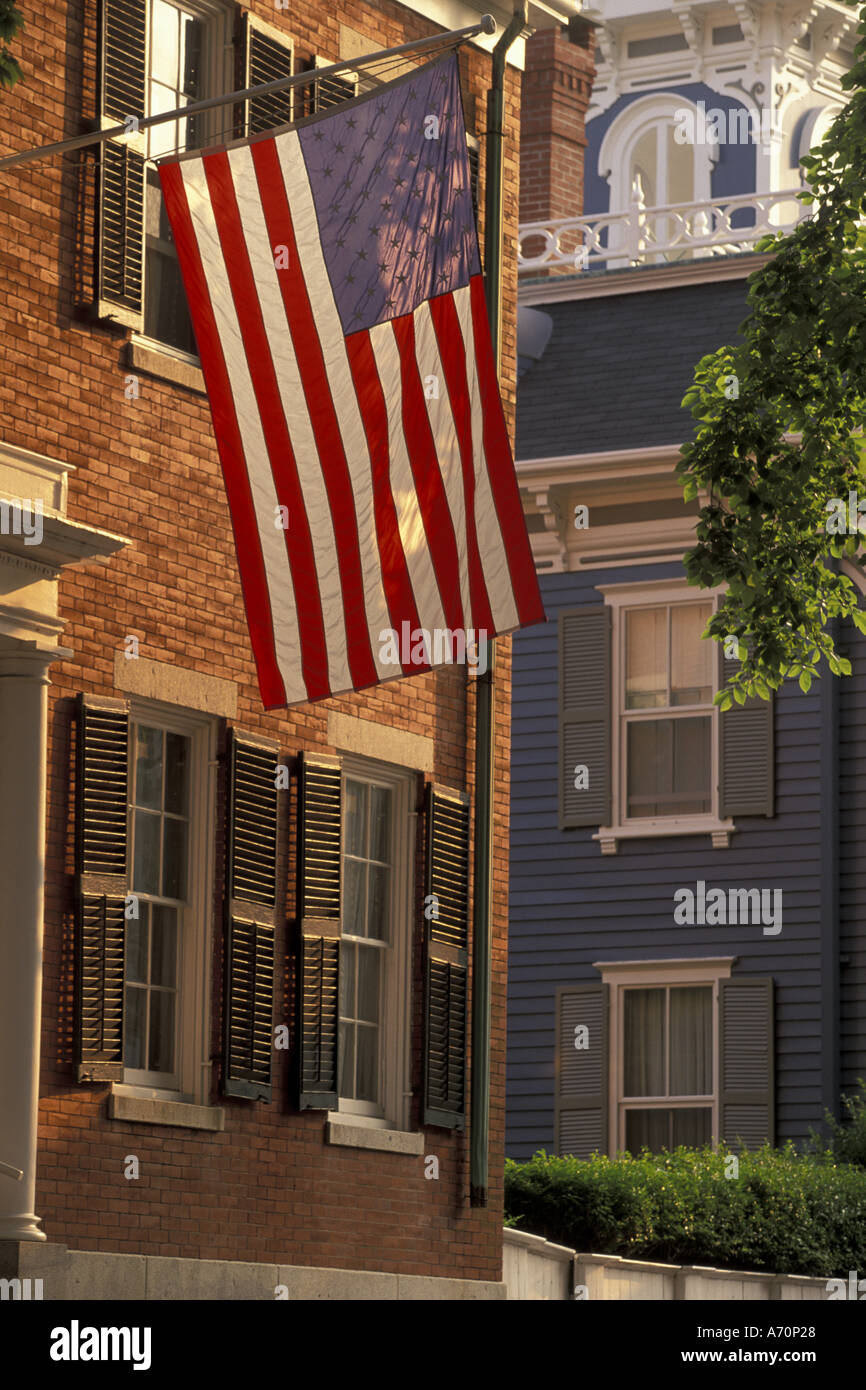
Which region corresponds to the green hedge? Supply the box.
[504,1144,866,1278]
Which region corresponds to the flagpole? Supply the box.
[470,2,528,1211]
[0,17,497,171]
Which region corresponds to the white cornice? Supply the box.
[518,252,770,304]
[517,443,683,481]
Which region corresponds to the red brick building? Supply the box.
[0,0,576,1299]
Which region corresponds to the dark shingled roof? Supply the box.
[516,275,751,459]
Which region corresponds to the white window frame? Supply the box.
[594,957,735,1155]
[599,93,715,215]
[337,754,414,1133]
[136,0,233,361]
[595,578,734,851]
[122,699,217,1105]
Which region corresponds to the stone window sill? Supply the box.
[126,338,206,395]
[108,1086,224,1131]
[325,1117,424,1154]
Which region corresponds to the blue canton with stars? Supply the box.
[298,53,481,335]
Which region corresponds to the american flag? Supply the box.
[159,52,544,709]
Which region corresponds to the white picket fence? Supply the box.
[503,1229,829,1301]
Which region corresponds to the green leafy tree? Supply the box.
[0,1,23,91]
[678,0,866,708]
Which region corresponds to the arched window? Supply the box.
[598,95,715,264]
[599,94,714,213]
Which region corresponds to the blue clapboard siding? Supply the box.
[507,562,838,1161]
[839,613,866,1096]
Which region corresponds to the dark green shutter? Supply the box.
[243,15,294,136]
[75,694,130,1081]
[423,785,470,1129]
[559,606,611,829]
[719,647,775,817]
[719,976,774,1148]
[96,0,146,328]
[555,983,609,1158]
[296,754,341,1109]
[223,730,279,1101]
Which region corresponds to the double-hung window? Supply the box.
[621,983,713,1151]
[558,579,774,848]
[555,961,774,1159]
[622,600,714,820]
[144,0,232,353]
[338,762,413,1127]
[123,707,214,1099]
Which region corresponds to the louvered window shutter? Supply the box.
[96,0,147,328]
[75,694,130,1081]
[466,133,480,221]
[423,786,470,1129]
[311,56,358,114]
[559,606,611,829]
[719,977,774,1148]
[242,14,294,136]
[223,730,279,1101]
[296,754,341,1109]
[555,984,609,1158]
[719,648,774,817]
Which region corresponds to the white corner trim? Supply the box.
[328,710,434,772]
[114,653,238,719]
[325,1118,425,1155]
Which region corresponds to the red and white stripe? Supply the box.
[160,126,544,709]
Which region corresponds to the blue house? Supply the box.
[508,0,864,1161]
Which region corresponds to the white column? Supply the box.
[0,648,51,1241]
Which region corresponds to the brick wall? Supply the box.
[519,19,595,228]
[0,0,521,1280]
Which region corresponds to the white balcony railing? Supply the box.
[517,185,813,275]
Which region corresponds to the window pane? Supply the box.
[162,816,187,900]
[151,1,179,87]
[357,945,379,1023]
[626,608,666,709]
[345,780,367,857]
[369,785,391,862]
[150,905,178,989]
[666,122,695,205]
[672,1107,712,1147]
[343,858,366,936]
[367,863,389,940]
[135,726,162,809]
[164,733,189,816]
[356,1025,378,1102]
[338,1020,355,1098]
[148,989,175,1073]
[125,986,146,1070]
[133,810,161,894]
[148,82,179,160]
[339,941,356,1019]
[179,14,203,99]
[625,1108,669,1154]
[671,604,713,705]
[126,903,149,984]
[670,987,712,1095]
[624,989,665,1096]
[631,127,656,207]
[626,717,711,817]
